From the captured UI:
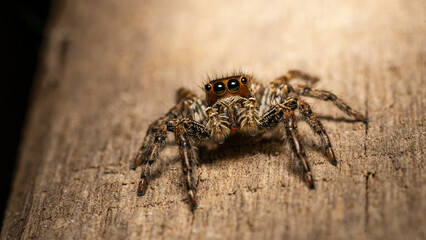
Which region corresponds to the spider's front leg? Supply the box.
[259,101,315,189]
[133,120,168,196]
[132,98,194,196]
[169,118,210,210]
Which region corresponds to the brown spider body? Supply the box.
[131,70,368,210]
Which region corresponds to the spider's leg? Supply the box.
[136,123,167,196]
[132,88,203,170]
[272,70,320,86]
[177,87,208,123]
[131,121,167,170]
[249,78,265,101]
[259,70,317,116]
[132,95,201,196]
[282,108,315,189]
[284,97,337,166]
[259,102,314,189]
[133,115,171,196]
[176,88,199,103]
[172,118,210,210]
[175,121,198,210]
[131,107,178,171]
[289,84,368,123]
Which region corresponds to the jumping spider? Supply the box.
[131,70,368,210]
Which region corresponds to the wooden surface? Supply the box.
[2,0,425,239]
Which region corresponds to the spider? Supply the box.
[131,70,368,210]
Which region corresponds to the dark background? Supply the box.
[0,1,51,227]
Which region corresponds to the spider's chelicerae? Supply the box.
[131,70,368,210]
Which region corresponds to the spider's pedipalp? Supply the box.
[239,97,260,136]
[206,106,230,144]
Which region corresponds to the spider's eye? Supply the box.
[213,82,226,95]
[241,77,248,84]
[227,79,240,92]
[205,83,212,92]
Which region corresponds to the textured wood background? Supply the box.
[2,0,425,239]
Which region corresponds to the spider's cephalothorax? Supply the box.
[204,75,251,105]
[131,70,368,210]
[203,75,260,143]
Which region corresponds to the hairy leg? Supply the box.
[259,70,318,116]
[175,120,198,210]
[282,109,315,189]
[272,70,320,86]
[135,123,167,196]
[283,97,337,165]
[177,87,208,122]
[131,102,185,170]
[249,78,265,101]
[132,87,206,170]
[132,95,205,196]
[265,71,367,122]
[176,88,199,102]
[259,101,314,189]
[168,118,210,210]
[289,84,368,122]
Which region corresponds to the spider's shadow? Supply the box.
[146,134,285,182]
[197,134,285,164]
[145,114,358,185]
[147,133,323,186]
[197,133,325,186]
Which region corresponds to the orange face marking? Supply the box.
[204,76,250,105]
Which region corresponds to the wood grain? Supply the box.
[2,0,425,239]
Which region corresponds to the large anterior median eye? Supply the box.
[213,82,226,95]
[227,79,240,92]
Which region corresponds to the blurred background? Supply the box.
[0,1,51,227]
[1,1,424,239]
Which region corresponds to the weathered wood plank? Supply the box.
[2,0,425,239]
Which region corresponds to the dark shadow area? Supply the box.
[0,1,51,228]
[131,113,362,195]
[198,134,287,164]
[198,133,318,189]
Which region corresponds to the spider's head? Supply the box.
[204,75,251,105]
